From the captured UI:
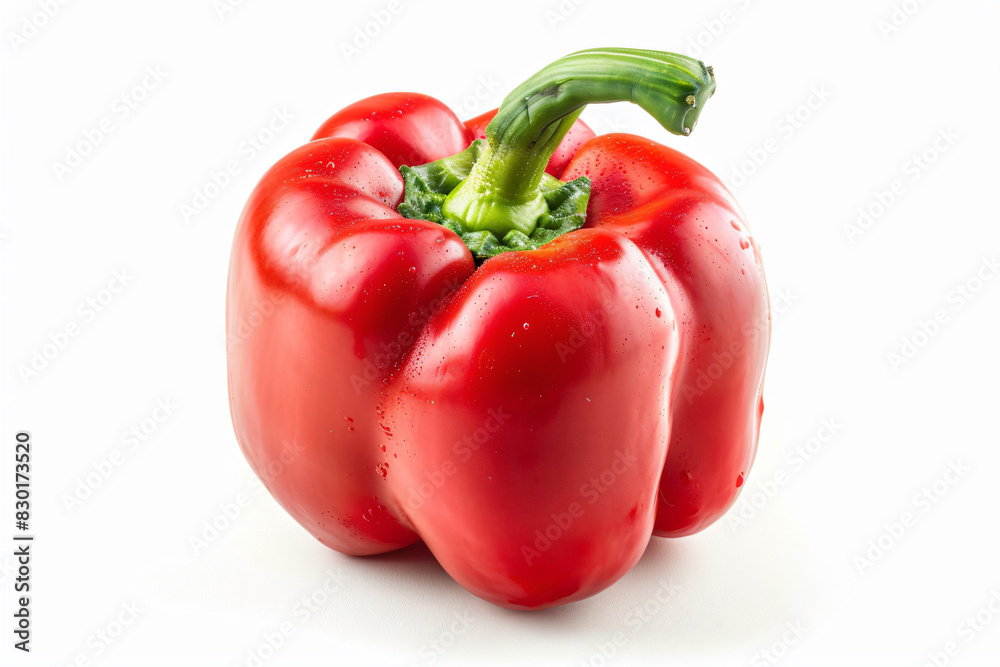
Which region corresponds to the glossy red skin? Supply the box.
[385,230,676,608]
[464,108,596,178]
[227,93,768,609]
[312,92,470,168]
[562,135,770,536]
[227,136,474,555]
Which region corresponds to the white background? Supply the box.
[2,0,999,665]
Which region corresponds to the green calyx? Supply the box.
[398,140,591,260]
[397,47,716,261]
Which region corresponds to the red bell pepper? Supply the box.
[227,48,770,610]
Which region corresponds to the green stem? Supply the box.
[441,48,716,238]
